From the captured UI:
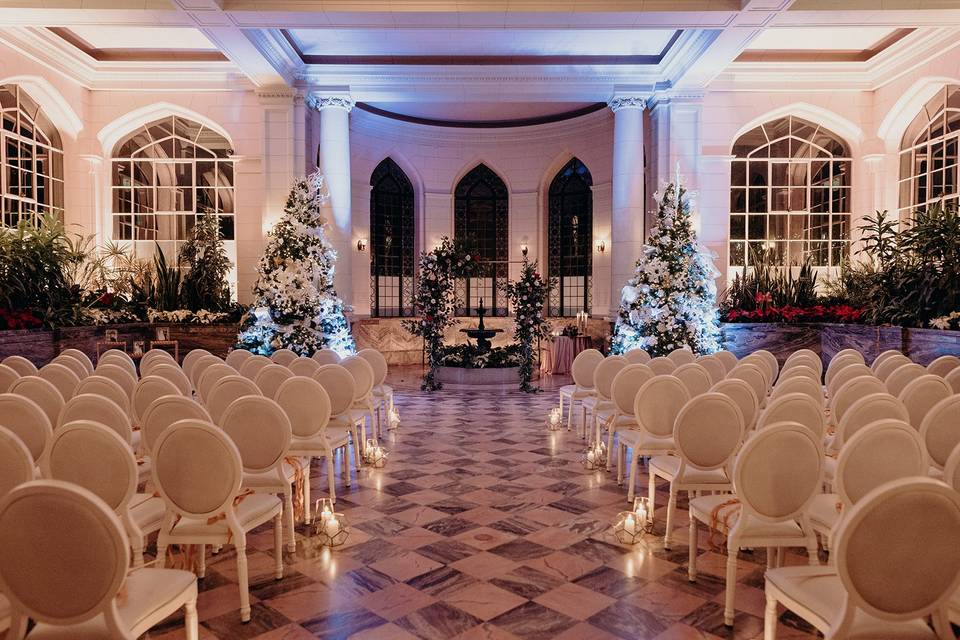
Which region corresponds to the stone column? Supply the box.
[609,95,647,316]
[309,93,354,303]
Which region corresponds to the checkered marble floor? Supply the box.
[145,367,821,640]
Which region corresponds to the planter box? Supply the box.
[720,323,822,366]
[435,366,521,385]
[820,324,904,367]
[904,328,960,365]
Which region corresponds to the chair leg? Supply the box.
[766,547,777,569]
[688,514,698,581]
[156,540,168,569]
[764,593,778,640]
[132,537,145,569]
[303,458,313,524]
[805,538,819,566]
[342,447,351,487]
[184,596,199,640]
[327,453,338,503]
[648,472,657,523]
[274,511,284,579]
[627,453,639,502]
[283,488,296,553]
[351,427,363,471]
[606,426,614,472]
[580,405,587,439]
[616,443,625,485]
[566,399,574,431]
[664,485,677,549]
[724,548,738,627]
[197,544,206,578]
[236,543,251,622]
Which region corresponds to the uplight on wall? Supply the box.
[520,243,529,257]
[596,240,606,254]
[356,238,367,252]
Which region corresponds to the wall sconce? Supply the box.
[356,238,367,252]
[596,240,606,254]
[520,243,529,257]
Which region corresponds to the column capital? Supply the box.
[307,94,355,113]
[608,95,647,113]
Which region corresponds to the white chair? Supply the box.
[597,364,655,472]
[766,478,960,639]
[0,393,52,466]
[132,376,183,429]
[825,363,873,401]
[944,443,960,492]
[740,353,774,389]
[76,375,132,420]
[0,480,198,639]
[672,362,713,398]
[829,392,909,455]
[649,392,744,549]
[196,363,235,403]
[239,354,273,381]
[829,376,886,425]
[153,420,282,623]
[728,363,768,409]
[207,375,262,425]
[715,350,739,373]
[270,348,298,366]
[0,364,20,393]
[920,396,960,478]
[289,356,321,377]
[1,355,36,377]
[689,421,822,627]
[313,364,362,484]
[358,349,393,432]
[667,347,697,366]
[140,395,212,458]
[618,375,689,501]
[140,348,176,375]
[885,362,927,398]
[188,354,225,391]
[181,348,212,383]
[623,348,651,365]
[751,349,780,385]
[0,424,34,497]
[58,394,133,447]
[557,348,604,433]
[785,348,819,366]
[9,376,64,432]
[341,355,377,442]
[756,392,825,439]
[870,348,904,373]
[646,356,677,375]
[149,363,193,397]
[770,375,824,408]
[779,359,821,381]
[898,374,953,431]
[582,356,627,442]
[98,351,138,379]
[833,348,865,364]
[947,367,960,394]
[50,355,88,382]
[279,376,335,514]
[94,363,138,401]
[696,354,726,385]
[311,349,341,365]
[38,362,81,401]
[221,396,299,553]
[45,420,165,567]
[874,354,913,382]
[927,355,960,378]
[711,378,760,432]
[254,364,295,400]
[824,353,863,388]
[225,348,253,370]
[806,419,924,551]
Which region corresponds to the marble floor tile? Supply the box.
[441,580,529,621]
[533,582,617,620]
[394,601,483,640]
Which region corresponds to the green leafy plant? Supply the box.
[499,259,554,392]
[179,211,232,312]
[720,247,820,313]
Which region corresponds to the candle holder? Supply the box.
[582,440,607,470]
[313,499,350,547]
[363,438,388,468]
[546,407,563,431]
[387,406,401,430]
[613,497,654,545]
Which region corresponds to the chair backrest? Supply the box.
[289,356,322,378]
[835,420,925,509]
[714,350,738,373]
[2,355,37,376]
[834,348,865,364]
[10,376,64,430]
[152,419,242,519]
[727,363,767,406]
[778,363,820,383]
[592,356,627,400]
[571,348,604,389]
[39,363,81,401]
[785,348,819,366]
[148,363,193,397]
[826,353,863,385]
[782,352,822,375]
[874,354,913,382]
[646,356,676,375]
[926,355,960,378]
[609,364,654,415]
[831,376,887,422]
[276,376,331,439]
[46,421,136,513]
[141,395,212,455]
[254,364,295,400]
[740,353,774,388]
[0,363,20,393]
[920,396,960,472]
[239,354,273,381]
[220,396,291,474]
[189,353,225,389]
[833,478,960,624]
[313,364,357,417]
[140,349,175,374]
[623,349,651,365]
[947,367,960,394]
[181,348,212,382]
[51,355,88,381]
[884,362,926,398]
[751,349,780,384]
[733,421,822,523]
[58,394,132,446]
[898,374,954,430]
[341,355,375,400]
[0,425,35,499]
[358,349,389,387]
[270,348,299,366]
[92,363,137,401]
[196,362,235,402]
[836,392,909,449]
[98,352,137,379]
[672,363,712,398]
[771,375,824,408]
[634,375,690,439]
[870,349,904,373]
[224,348,253,370]
[132,376,182,426]
[943,443,960,492]
[674,392,744,471]
[0,393,52,464]
[756,392,824,439]
[667,347,696,366]
[207,375,262,425]
[312,349,341,365]
[710,378,759,431]
[696,355,726,385]
[0,480,130,628]
[826,363,873,400]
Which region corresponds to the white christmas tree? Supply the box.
[610,172,721,357]
[236,172,355,356]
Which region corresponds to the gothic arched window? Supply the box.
[899,84,960,221]
[729,115,851,275]
[454,164,508,316]
[1,84,64,226]
[370,158,415,317]
[548,158,592,316]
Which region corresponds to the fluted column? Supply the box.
[609,95,647,315]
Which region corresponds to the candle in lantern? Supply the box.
[325,516,340,536]
[587,449,596,464]
[624,514,637,535]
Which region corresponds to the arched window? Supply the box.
[729,115,851,274]
[110,115,235,263]
[370,158,415,317]
[898,84,960,220]
[548,158,592,316]
[454,164,508,316]
[1,84,64,226]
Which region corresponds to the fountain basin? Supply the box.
[436,366,522,386]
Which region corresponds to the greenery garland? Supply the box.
[499,259,554,392]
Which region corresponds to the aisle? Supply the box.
[148,368,817,640]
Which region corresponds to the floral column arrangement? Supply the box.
[500,259,554,392]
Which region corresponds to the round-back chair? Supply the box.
[9,376,64,430]
[38,363,81,401]
[874,354,913,382]
[58,394,132,446]
[695,355,726,385]
[714,350,738,373]
[833,393,909,452]
[646,356,676,375]
[140,395,212,456]
[667,348,697,366]
[289,356,321,377]
[132,376,183,428]
[207,375,262,425]
[757,392,825,439]
[672,363,713,398]
[239,354,273,381]
[0,363,20,393]
[254,364,294,400]
[225,349,253,371]
[898,374,954,431]
[711,378,759,432]
[2,355,37,377]
[885,363,927,398]
[311,349,341,365]
[927,355,960,378]
[0,394,51,465]
[623,349,651,365]
[269,348,298,367]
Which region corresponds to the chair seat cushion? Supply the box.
[243,460,302,489]
[805,493,841,533]
[171,493,281,536]
[766,566,939,639]
[131,494,165,532]
[373,384,393,398]
[689,494,803,539]
[824,456,837,482]
[559,385,592,399]
[616,429,674,452]
[649,455,730,485]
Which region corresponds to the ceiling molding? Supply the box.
[354,101,606,128]
[47,27,228,62]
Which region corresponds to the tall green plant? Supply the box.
[179,211,232,311]
[720,247,819,312]
[0,215,76,324]
[131,244,182,312]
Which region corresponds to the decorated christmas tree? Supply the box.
[610,174,721,356]
[236,172,355,356]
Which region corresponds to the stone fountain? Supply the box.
[459,298,503,353]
